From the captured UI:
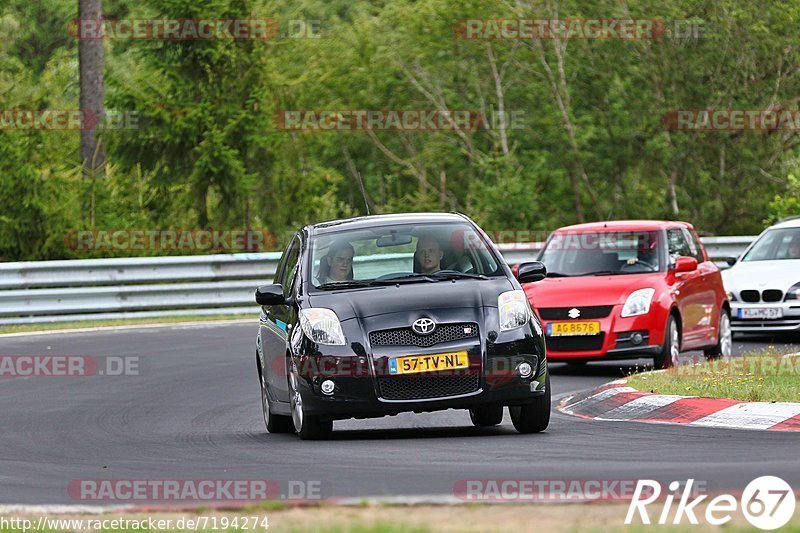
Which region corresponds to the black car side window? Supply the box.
[273,243,291,284]
[280,236,301,297]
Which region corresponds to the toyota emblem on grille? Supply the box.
[412,318,436,335]
[568,308,581,319]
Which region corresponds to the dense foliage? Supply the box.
[1,0,799,260]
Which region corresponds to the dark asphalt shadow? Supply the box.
[327,425,520,440]
[548,360,650,378]
[733,332,800,349]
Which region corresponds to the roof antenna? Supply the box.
[343,145,371,215]
[355,171,371,215]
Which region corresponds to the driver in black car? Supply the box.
[415,235,444,274]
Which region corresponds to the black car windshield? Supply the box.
[539,230,662,276]
[742,228,800,261]
[309,222,504,289]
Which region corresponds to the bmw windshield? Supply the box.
[539,230,662,276]
[742,228,800,261]
[309,222,504,290]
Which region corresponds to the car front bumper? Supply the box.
[293,328,547,421]
[538,304,669,361]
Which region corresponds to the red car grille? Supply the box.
[546,333,605,352]
[538,306,613,320]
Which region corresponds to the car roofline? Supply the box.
[552,220,691,232]
[304,212,471,236]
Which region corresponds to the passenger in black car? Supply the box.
[317,241,355,284]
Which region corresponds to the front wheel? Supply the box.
[289,365,332,440]
[653,315,680,370]
[704,310,732,360]
[469,404,504,427]
[509,374,551,434]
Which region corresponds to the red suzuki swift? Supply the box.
[521,221,731,368]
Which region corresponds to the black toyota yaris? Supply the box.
[255,213,549,439]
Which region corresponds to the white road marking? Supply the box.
[598,394,684,420]
[691,402,800,430]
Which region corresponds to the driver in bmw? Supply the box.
[415,235,444,274]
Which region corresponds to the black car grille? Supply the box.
[740,290,760,303]
[739,290,785,303]
[369,323,478,348]
[763,290,784,302]
[537,306,613,320]
[546,333,605,352]
[378,374,480,400]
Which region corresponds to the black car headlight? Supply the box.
[498,290,532,331]
[299,308,346,345]
[785,283,800,301]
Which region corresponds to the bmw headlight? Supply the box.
[621,288,656,318]
[786,283,800,301]
[499,290,532,331]
[299,308,346,345]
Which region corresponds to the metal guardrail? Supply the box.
[0,253,281,290]
[0,237,754,325]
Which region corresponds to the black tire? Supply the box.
[469,404,504,427]
[654,315,680,369]
[289,365,332,440]
[509,374,551,434]
[704,309,732,360]
[259,352,294,433]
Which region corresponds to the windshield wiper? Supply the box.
[317,280,373,290]
[429,271,489,280]
[368,274,437,285]
[585,270,626,276]
[545,272,572,278]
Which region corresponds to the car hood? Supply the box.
[722,260,800,291]
[523,274,662,308]
[306,277,516,321]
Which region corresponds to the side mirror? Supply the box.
[255,284,286,306]
[673,256,698,273]
[517,261,547,283]
[724,256,737,266]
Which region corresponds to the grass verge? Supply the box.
[0,314,255,335]
[627,354,800,402]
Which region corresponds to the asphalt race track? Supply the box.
[1,323,799,504]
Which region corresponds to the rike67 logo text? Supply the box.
[626,477,796,530]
